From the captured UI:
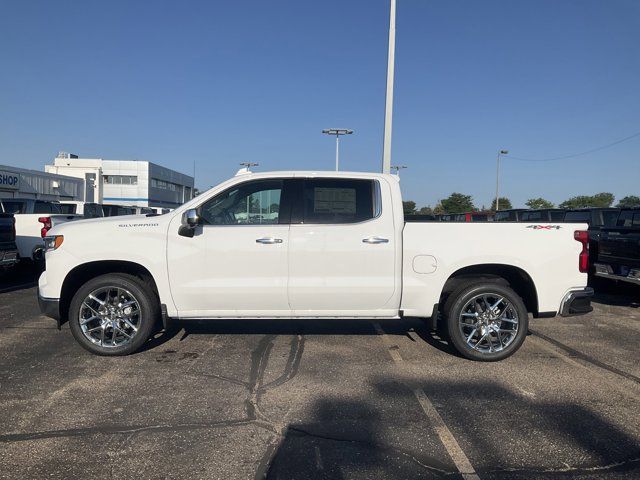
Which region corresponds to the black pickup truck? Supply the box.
[594,208,640,285]
[0,213,19,268]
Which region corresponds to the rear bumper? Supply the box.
[559,287,594,317]
[38,291,60,322]
[594,263,640,286]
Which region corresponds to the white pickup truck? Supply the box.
[38,170,593,361]
[0,199,81,261]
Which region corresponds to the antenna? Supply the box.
[391,165,407,176]
[236,162,259,176]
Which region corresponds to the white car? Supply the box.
[38,170,593,360]
[0,198,81,261]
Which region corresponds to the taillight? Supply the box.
[574,230,589,273]
[38,216,52,238]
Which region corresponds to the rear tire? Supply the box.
[443,281,528,361]
[69,273,158,356]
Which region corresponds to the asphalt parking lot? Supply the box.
[0,266,639,480]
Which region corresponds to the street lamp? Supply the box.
[495,150,508,211]
[391,165,407,177]
[381,0,397,174]
[322,129,353,171]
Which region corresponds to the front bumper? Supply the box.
[559,287,594,317]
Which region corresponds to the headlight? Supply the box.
[44,235,64,252]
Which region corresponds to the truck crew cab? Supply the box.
[38,170,593,361]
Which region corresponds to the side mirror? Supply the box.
[185,208,199,227]
[178,208,200,238]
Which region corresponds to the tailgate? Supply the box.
[598,229,640,268]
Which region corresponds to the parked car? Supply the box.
[0,198,81,261]
[563,208,620,261]
[102,204,136,217]
[0,213,19,268]
[593,208,640,285]
[39,170,592,361]
[60,201,105,218]
[469,211,494,222]
[405,214,436,222]
[520,209,566,222]
[494,209,528,222]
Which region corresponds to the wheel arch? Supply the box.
[440,263,539,316]
[60,260,159,322]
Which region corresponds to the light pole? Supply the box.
[382,0,397,174]
[495,150,508,211]
[391,165,407,177]
[322,129,353,171]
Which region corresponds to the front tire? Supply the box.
[69,273,158,356]
[444,281,528,361]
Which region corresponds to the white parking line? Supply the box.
[373,322,480,480]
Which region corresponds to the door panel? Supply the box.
[167,179,291,317]
[287,178,397,314]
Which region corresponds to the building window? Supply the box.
[151,178,179,191]
[104,175,138,185]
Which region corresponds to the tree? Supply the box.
[433,202,445,215]
[417,206,433,215]
[403,201,417,215]
[490,197,512,211]
[525,197,554,209]
[616,195,640,208]
[559,192,615,209]
[591,192,615,207]
[440,193,474,214]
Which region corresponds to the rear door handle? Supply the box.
[362,236,389,244]
[256,237,283,244]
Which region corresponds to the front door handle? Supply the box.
[362,236,389,244]
[256,237,283,244]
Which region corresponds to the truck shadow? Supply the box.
[142,317,463,359]
[264,379,640,479]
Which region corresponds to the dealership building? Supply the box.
[0,164,83,201]
[45,153,195,209]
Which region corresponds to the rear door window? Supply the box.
[59,204,76,214]
[564,211,590,223]
[1,201,25,214]
[84,203,103,218]
[34,201,54,214]
[602,210,619,226]
[301,179,376,224]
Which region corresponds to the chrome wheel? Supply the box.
[78,286,141,348]
[458,293,519,353]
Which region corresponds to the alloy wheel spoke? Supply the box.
[81,315,100,325]
[122,318,138,332]
[88,294,106,306]
[115,325,132,339]
[466,328,477,344]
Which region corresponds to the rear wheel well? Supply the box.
[440,264,539,316]
[60,261,159,322]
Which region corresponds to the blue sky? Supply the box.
[1,0,638,208]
